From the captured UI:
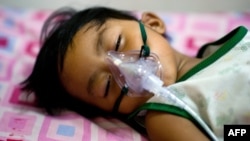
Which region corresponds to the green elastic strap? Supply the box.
[139,21,150,57]
[139,21,147,44]
[139,45,150,57]
[112,86,128,114]
[112,22,151,113]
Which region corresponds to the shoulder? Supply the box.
[145,110,210,141]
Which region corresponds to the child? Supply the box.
[21,6,250,141]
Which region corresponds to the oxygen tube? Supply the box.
[106,50,218,141]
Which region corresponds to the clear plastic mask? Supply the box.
[106,50,163,96]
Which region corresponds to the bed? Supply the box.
[0,6,250,141]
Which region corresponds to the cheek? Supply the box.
[150,40,178,85]
[119,95,152,114]
[122,28,143,51]
[159,52,178,85]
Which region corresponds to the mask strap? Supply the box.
[112,22,149,114]
[112,85,128,113]
[139,21,150,57]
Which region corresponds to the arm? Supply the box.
[145,110,210,141]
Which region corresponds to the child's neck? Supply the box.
[177,54,202,80]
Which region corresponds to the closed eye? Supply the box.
[115,35,121,51]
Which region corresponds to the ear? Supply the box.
[140,12,166,35]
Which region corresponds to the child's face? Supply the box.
[60,13,179,114]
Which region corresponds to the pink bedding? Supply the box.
[0,6,250,141]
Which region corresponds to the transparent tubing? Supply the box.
[107,50,217,140]
[144,82,218,141]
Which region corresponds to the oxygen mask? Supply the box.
[106,50,163,96]
[106,21,163,97]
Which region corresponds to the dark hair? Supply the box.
[21,6,138,118]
